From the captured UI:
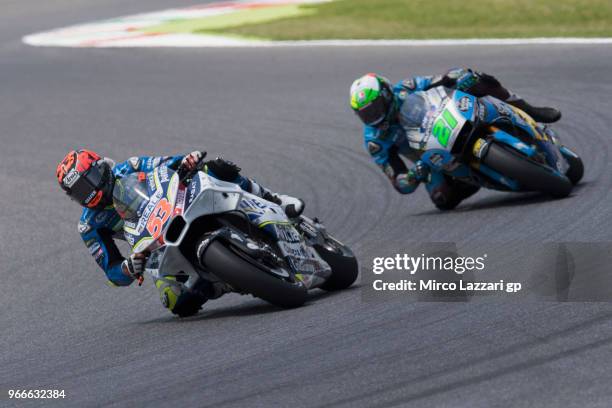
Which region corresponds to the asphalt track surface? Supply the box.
[2,1,612,407]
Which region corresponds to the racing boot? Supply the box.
[274,194,305,218]
[248,180,305,218]
[506,95,562,124]
[457,70,561,123]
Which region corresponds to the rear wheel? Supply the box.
[315,240,358,291]
[482,142,573,198]
[200,240,307,308]
[560,146,584,185]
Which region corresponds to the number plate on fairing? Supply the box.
[419,87,474,152]
[123,167,179,253]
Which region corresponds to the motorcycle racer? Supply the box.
[349,69,562,210]
[56,149,304,316]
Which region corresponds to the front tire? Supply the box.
[482,142,573,198]
[200,240,307,308]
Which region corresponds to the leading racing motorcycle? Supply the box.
[413,87,583,197]
[111,159,358,312]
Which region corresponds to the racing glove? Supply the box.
[121,253,147,281]
[444,68,479,92]
[393,161,429,194]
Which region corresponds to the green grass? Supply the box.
[202,0,612,40]
[143,4,314,36]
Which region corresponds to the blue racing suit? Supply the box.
[363,68,532,210]
[78,155,183,287]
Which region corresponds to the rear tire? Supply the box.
[315,243,358,291]
[561,147,584,185]
[200,240,307,308]
[483,142,572,198]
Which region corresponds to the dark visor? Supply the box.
[356,97,388,127]
[69,165,105,205]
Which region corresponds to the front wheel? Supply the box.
[200,240,307,308]
[482,142,573,198]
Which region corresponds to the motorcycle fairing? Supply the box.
[489,128,538,157]
[413,87,571,191]
[421,88,470,152]
[162,171,330,288]
[452,90,477,122]
[122,166,180,253]
[265,223,331,288]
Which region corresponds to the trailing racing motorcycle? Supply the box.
[111,158,358,312]
[413,87,583,198]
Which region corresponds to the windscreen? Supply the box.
[112,173,151,221]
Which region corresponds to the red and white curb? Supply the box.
[22,0,326,48]
[22,0,612,49]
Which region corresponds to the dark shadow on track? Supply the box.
[411,190,577,216]
[139,286,361,324]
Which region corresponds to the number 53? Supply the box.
[146,198,172,239]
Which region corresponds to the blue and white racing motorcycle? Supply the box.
[112,161,358,312]
[413,87,583,198]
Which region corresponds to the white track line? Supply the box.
[23,35,612,48]
[21,0,612,48]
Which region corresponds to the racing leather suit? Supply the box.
[363,68,543,210]
[78,155,282,315]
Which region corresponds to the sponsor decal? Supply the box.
[458,96,472,112]
[78,221,91,234]
[124,220,137,229]
[188,182,198,205]
[83,189,97,204]
[63,169,79,188]
[367,141,382,155]
[88,242,101,255]
[174,187,186,215]
[478,104,487,121]
[147,173,156,190]
[158,166,169,183]
[128,157,140,170]
[275,225,301,243]
[94,248,104,259]
[239,197,268,216]
[472,138,489,159]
